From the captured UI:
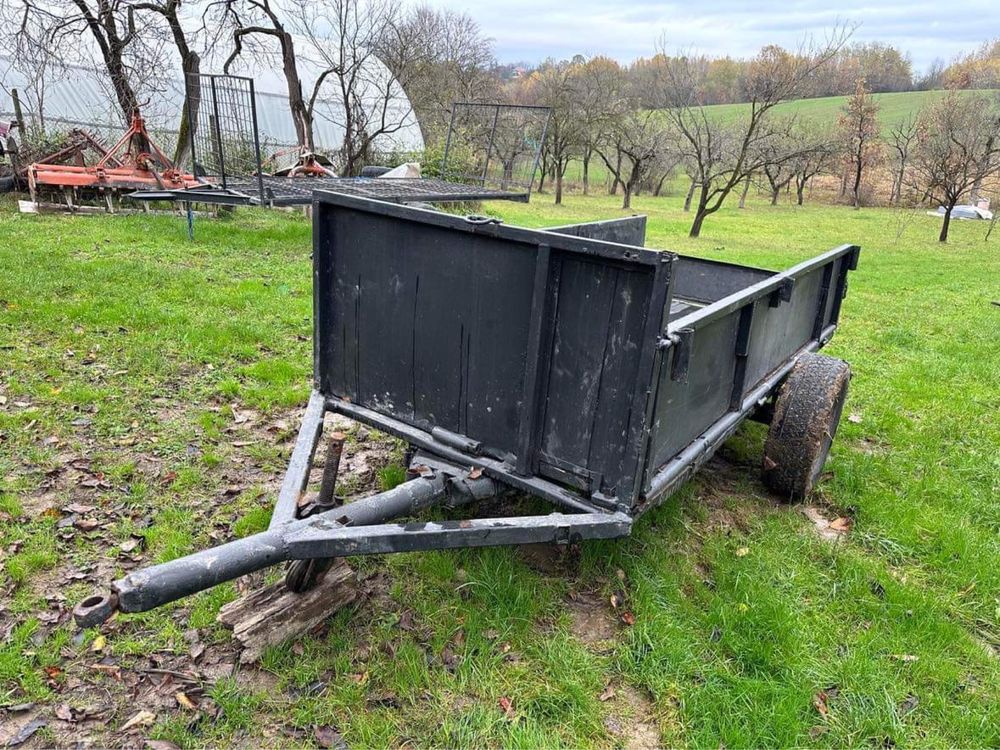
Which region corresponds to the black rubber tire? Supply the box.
[0,176,15,193]
[359,165,391,178]
[762,352,851,500]
[285,557,335,593]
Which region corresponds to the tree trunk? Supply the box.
[939,203,954,242]
[555,164,563,205]
[852,155,863,209]
[610,153,622,195]
[796,177,805,205]
[582,149,590,195]
[689,186,710,237]
[654,171,669,197]
[690,207,707,237]
[770,184,779,206]
[174,54,201,167]
[739,176,751,209]
[684,178,697,211]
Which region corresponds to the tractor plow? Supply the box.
[26,110,199,211]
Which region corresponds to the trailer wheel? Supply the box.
[762,353,850,500]
[285,558,334,593]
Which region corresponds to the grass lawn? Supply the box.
[0,189,998,749]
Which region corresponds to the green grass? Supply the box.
[0,190,998,748]
[700,90,983,132]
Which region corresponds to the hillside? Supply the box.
[702,89,991,133]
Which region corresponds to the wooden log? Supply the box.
[217,560,357,663]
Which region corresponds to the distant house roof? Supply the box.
[0,51,423,159]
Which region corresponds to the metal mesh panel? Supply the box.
[187,74,263,196]
[441,103,550,196]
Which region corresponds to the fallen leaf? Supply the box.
[43,665,62,680]
[91,634,107,653]
[829,517,853,533]
[621,612,636,626]
[144,741,182,750]
[599,685,616,702]
[735,546,750,557]
[175,692,199,711]
[120,710,156,732]
[74,518,101,532]
[231,440,257,447]
[119,537,142,553]
[891,654,919,663]
[55,704,74,721]
[313,726,346,749]
[64,503,95,514]
[813,690,830,719]
[498,696,515,719]
[847,413,862,424]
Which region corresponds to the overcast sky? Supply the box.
[430,0,998,72]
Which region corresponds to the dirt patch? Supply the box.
[692,453,772,534]
[800,505,852,542]
[602,684,663,750]
[565,590,618,646]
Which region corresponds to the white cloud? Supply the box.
[427,0,998,70]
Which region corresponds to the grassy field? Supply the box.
[1,190,998,749]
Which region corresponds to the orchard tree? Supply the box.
[597,109,671,210]
[908,91,1000,242]
[653,32,849,237]
[886,113,920,205]
[838,78,881,208]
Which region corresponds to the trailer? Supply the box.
[74,194,860,627]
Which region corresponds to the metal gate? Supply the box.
[186,73,264,199]
[441,102,550,198]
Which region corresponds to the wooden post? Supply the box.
[11,89,26,135]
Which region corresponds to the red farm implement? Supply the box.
[27,110,199,210]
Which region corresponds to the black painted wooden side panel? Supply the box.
[537,253,653,494]
[319,208,536,455]
[648,314,740,467]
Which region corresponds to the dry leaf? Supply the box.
[892,654,919,662]
[498,696,515,719]
[813,691,829,719]
[120,709,156,732]
[91,634,107,653]
[847,413,862,424]
[599,685,616,702]
[735,547,750,557]
[314,726,346,749]
[621,612,636,626]
[175,692,199,711]
[829,517,853,533]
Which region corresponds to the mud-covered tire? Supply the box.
[285,558,335,593]
[762,353,851,500]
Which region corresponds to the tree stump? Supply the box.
[218,560,357,663]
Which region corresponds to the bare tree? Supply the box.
[791,130,835,205]
[377,4,496,144]
[574,56,626,195]
[525,61,584,204]
[130,0,201,164]
[215,0,317,149]
[908,91,1000,242]
[597,109,670,209]
[0,2,62,135]
[838,77,881,208]
[886,113,919,205]
[8,0,170,124]
[653,33,849,237]
[302,0,417,175]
